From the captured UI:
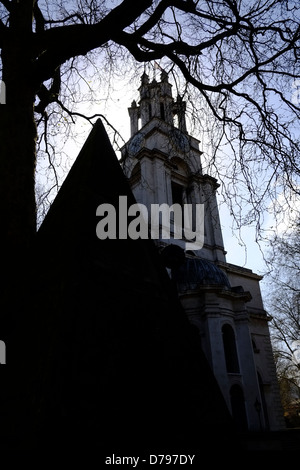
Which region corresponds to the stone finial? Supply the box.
[141,72,149,85]
[160,70,168,82]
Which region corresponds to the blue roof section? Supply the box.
[172,257,231,290]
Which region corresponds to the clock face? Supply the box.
[128,132,144,155]
[169,129,190,152]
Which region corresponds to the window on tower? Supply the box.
[130,162,141,184]
[171,181,184,207]
[222,324,240,373]
[170,181,185,236]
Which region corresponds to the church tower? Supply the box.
[120,71,285,433]
[122,70,225,262]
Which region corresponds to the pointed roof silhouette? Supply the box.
[35,119,235,451]
[38,119,137,250]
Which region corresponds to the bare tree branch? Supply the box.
[0,0,11,13]
[33,0,153,84]
[33,1,45,33]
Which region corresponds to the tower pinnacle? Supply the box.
[128,72,187,136]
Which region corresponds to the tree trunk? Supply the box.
[0,0,38,323]
[0,4,39,444]
[0,106,37,253]
[0,103,39,449]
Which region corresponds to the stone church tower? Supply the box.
[120,71,285,432]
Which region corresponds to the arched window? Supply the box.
[230,384,248,431]
[130,162,141,178]
[171,181,184,207]
[252,337,260,353]
[222,324,240,373]
[170,157,191,204]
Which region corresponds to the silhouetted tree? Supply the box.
[0,0,299,257]
[264,220,300,422]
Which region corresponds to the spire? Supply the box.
[128,99,140,136]
[160,69,168,82]
[141,71,149,85]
